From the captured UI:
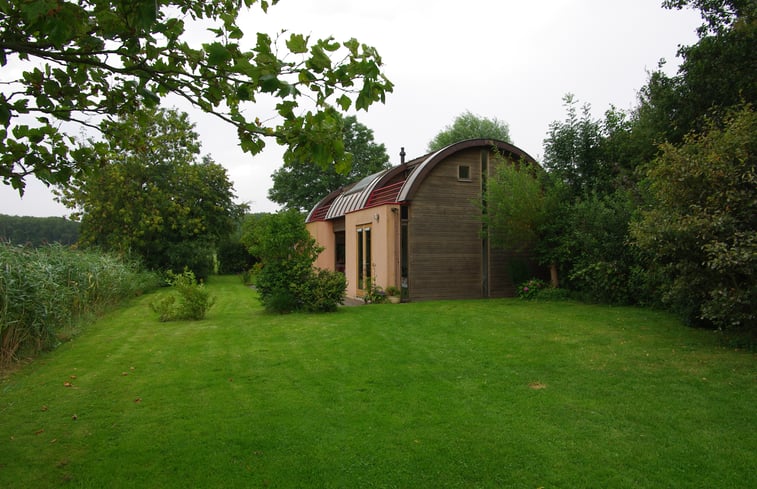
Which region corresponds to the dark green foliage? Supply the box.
[531,286,573,301]
[0,214,79,246]
[216,239,257,275]
[559,192,644,305]
[663,0,755,36]
[636,3,756,149]
[243,210,345,313]
[535,106,646,305]
[632,105,756,330]
[150,269,215,321]
[157,240,216,283]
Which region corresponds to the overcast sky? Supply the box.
[0,0,703,217]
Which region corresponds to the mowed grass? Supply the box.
[1,276,754,488]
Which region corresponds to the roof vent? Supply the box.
[400,147,406,164]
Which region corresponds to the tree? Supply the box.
[543,94,620,197]
[632,105,756,330]
[427,111,511,152]
[662,0,755,36]
[268,116,390,211]
[0,214,79,246]
[0,0,392,192]
[486,159,547,252]
[539,95,647,302]
[633,1,755,151]
[57,107,243,279]
[243,209,345,313]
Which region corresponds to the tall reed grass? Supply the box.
[0,243,159,364]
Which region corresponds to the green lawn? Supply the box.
[1,275,755,488]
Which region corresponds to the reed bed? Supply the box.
[0,243,158,364]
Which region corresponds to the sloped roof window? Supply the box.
[345,170,384,195]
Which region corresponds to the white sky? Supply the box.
[0,0,702,217]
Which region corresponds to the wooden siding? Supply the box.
[408,149,484,300]
[407,148,543,301]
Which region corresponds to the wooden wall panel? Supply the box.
[408,149,484,301]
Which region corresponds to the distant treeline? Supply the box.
[0,214,79,246]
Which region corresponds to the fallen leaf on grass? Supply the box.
[134,397,142,403]
[34,429,45,435]
[63,382,73,388]
[69,375,76,379]
[41,405,48,411]
[121,372,128,376]
[528,382,547,390]
[72,414,78,421]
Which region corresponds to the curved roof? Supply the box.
[306,138,538,223]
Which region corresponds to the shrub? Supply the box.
[534,287,572,301]
[296,269,347,313]
[517,278,547,300]
[632,105,757,330]
[150,269,215,321]
[243,210,345,314]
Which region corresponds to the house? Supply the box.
[305,138,542,302]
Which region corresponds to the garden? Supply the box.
[1,275,754,488]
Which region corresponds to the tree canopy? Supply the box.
[632,105,756,329]
[427,111,511,152]
[0,0,393,192]
[0,214,79,246]
[57,107,243,278]
[487,0,756,332]
[268,115,390,212]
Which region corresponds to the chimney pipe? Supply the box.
[400,147,406,164]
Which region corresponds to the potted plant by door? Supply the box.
[385,285,401,304]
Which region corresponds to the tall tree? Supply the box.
[634,0,756,150]
[542,94,618,197]
[268,116,390,211]
[427,111,511,152]
[0,0,392,192]
[540,95,647,303]
[57,107,244,278]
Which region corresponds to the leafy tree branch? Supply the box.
[0,0,393,191]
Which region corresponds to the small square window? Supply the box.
[458,165,471,181]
